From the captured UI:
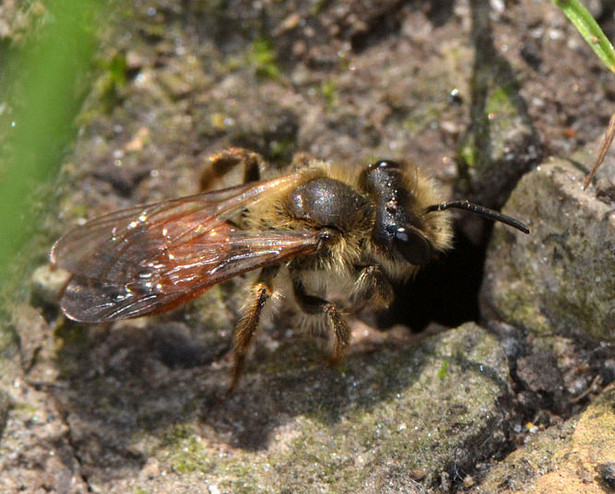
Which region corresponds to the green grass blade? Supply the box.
[552,0,615,72]
[0,1,104,281]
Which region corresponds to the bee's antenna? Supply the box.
[425,200,530,234]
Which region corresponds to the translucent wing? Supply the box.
[51,174,319,322]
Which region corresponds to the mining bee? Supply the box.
[51,148,529,391]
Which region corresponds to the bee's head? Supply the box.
[359,159,529,278]
[359,160,448,272]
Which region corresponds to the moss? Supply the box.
[437,359,449,379]
[106,324,510,492]
[246,38,281,80]
[243,325,507,490]
[164,425,216,474]
[493,283,551,334]
[485,85,515,117]
[320,79,339,110]
[459,138,478,168]
[163,423,196,444]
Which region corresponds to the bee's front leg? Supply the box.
[352,264,394,311]
[229,265,279,393]
[290,273,351,364]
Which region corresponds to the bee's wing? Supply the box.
[51,173,319,322]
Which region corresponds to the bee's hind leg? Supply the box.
[201,148,268,191]
[228,265,279,394]
[202,148,317,192]
[290,274,351,365]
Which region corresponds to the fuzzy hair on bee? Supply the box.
[242,159,450,276]
[51,147,529,392]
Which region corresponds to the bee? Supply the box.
[51,148,529,391]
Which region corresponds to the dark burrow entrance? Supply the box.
[376,224,487,331]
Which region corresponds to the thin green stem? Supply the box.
[552,0,615,73]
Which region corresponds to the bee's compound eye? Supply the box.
[394,226,432,266]
[367,160,402,171]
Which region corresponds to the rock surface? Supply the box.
[478,384,615,493]
[481,159,615,341]
[2,322,516,493]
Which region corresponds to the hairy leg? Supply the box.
[352,264,394,311]
[229,265,279,393]
[201,148,266,191]
[290,273,351,363]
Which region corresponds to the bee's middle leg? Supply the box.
[229,265,279,393]
[290,275,351,363]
